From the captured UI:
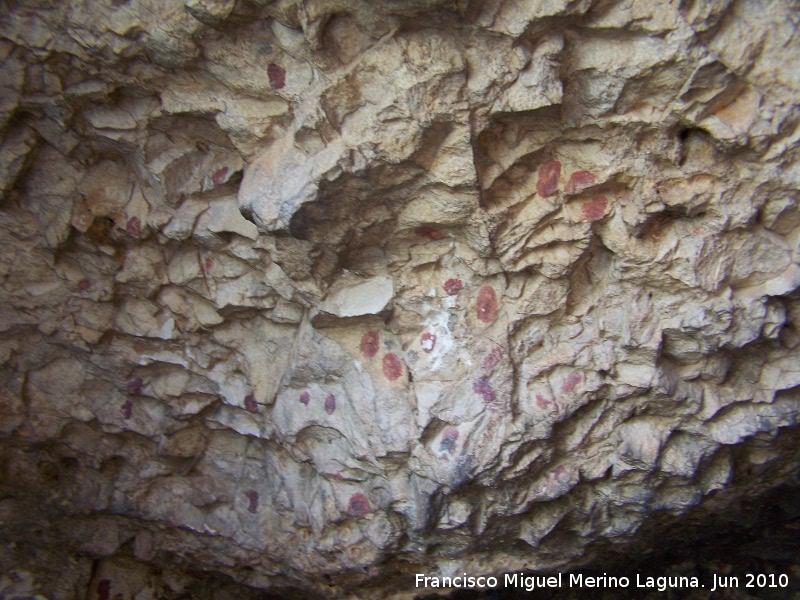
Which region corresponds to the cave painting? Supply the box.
[476,286,498,324]
[537,159,561,197]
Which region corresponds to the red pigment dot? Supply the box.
[98,579,111,600]
[268,63,286,89]
[421,332,436,353]
[246,489,259,513]
[554,465,567,479]
[325,393,336,415]
[414,226,445,241]
[203,257,213,273]
[212,167,229,186]
[439,428,459,454]
[121,400,133,420]
[476,286,498,324]
[360,331,380,358]
[126,377,143,395]
[581,196,608,222]
[382,353,402,381]
[244,393,259,413]
[536,159,561,198]
[443,278,463,296]
[299,391,310,405]
[77,278,91,291]
[473,377,496,402]
[535,393,553,410]
[561,372,582,393]
[125,216,141,236]
[565,170,596,194]
[347,492,371,518]
[482,347,503,370]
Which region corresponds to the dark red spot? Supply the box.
[77,278,91,291]
[211,167,229,186]
[535,393,553,410]
[113,594,123,600]
[347,492,371,517]
[581,196,608,222]
[125,216,141,236]
[536,159,561,198]
[421,332,436,353]
[482,346,503,370]
[244,393,259,413]
[246,490,258,513]
[414,226,445,241]
[476,286,498,324]
[561,372,582,393]
[443,278,463,296]
[565,170,596,194]
[360,331,380,358]
[121,400,133,420]
[325,393,336,415]
[203,257,213,273]
[473,377,496,402]
[98,579,111,600]
[382,353,402,381]
[126,377,143,395]
[299,391,310,405]
[440,428,459,454]
[268,63,286,89]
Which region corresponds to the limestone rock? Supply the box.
[1,0,800,598]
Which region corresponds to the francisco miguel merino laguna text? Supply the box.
[416,572,704,592]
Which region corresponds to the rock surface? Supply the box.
[1,0,800,598]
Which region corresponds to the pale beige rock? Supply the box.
[1,0,800,598]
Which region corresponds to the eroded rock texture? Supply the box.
[1,0,800,598]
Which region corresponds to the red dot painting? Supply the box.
[476,286,498,324]
[536,159,561,197]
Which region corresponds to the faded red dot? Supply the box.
[325,393,336,415]
[535,393,553,410]
[382,353,402,381]
[299,391,310,405]
[77,278,91,291]
[125,216,141,236]
[212,167,229,186]
[121,400,133,420]
[244,393,259,413]
[360,331,380,358]
[246,489,259,513]
[443,278,463,296]
[203,257,213,273]
[473,377,496,403]
[421,332,436,353]
[347,492,371,517]
[554,465,567,479]
[482,347,503,370]
[565,170,596,194]
[414,226,445,241]
[581,196,608,222]
[476,286,498,324]
[268,63,286,89]
[126,377,143,395]
[561,372,582,393]
[537,159,561,198]
[98,579,111,600]
[440,428,459,454]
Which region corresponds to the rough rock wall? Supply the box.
[1,0,800,598]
